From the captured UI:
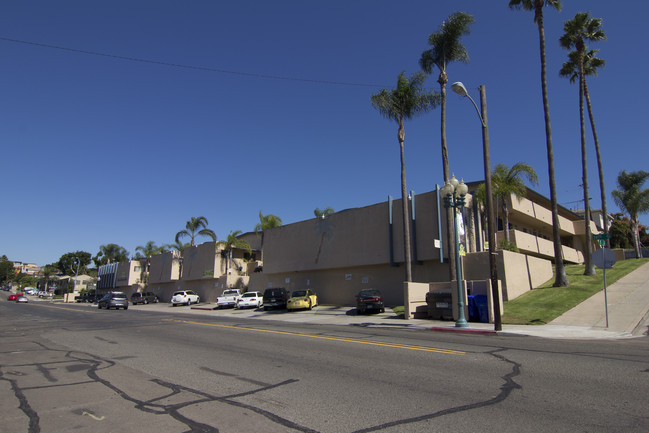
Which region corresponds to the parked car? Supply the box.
[38,291,53,298]
[356,289,385,314]
[97,292,129,310]
[8,293,21,301]
[216,289,243,308]
[171,290,200,306]
[75,293,98,303]
[263,287,290,310]
[287,289,318,311]
[23,287,37,295]
[131,292,159,305]
[16,296,28,303]
[235,291,264,309]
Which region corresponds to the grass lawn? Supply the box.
[502,258,649,325]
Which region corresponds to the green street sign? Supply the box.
[593,233,611,240]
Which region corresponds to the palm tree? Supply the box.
[93,244,129,267]
[509,0,567,286]
[560,48,608,244]
[175,216,216,247]
[314,207,335,219]
[134,241,167,286]
[560,12,605,276]
[254,211,283,261]
[217,230,252,271]
[371,72,439,282]
[169,239,191,252]
[491,163,539,244]
[612,170,649,259]
[419,11,474,281]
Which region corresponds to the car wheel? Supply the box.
[97,304,101,309]
[172,303,176,307]
[357,308,363,315]
[124,306,128,310]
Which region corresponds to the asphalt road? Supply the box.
[2,297,649,432]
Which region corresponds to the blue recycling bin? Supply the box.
[467,295,478,322]
[474,295,489,323]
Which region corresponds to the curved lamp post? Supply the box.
[451,81,502,331]
[441,175,469,328]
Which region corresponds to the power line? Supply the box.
[0,36,385,88]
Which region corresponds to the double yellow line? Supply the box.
[164,319,465,355]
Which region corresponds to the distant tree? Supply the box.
[217,230,251,271]
[0,260,15,285]
[314,207,335,219]
[56,251,92,276]
[509,0,567,287]
[254,211,283,261]
[612,170,649,258]
[175,216,216,247]
[93,244,129,267]
[420,11,474,282]
[1,255,8,261]
[560,11,606,276]
[134,241,167,260]
[371,72,439,282]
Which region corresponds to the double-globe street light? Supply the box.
[451,82,502,331]
[440,175,469,328]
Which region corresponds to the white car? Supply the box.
[171,290,200,306]
[23,287,37,295]
[235,291,264,309]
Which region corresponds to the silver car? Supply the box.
[97,292,129,310]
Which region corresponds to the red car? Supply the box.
[8,293,23,301]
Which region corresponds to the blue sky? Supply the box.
[2,1,647,266]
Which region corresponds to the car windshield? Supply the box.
[172,292,184,296]
[224,291,238,295]
[292,290,307,297]
[359,290,381,298]
[242,293,256,298]
[265,289,284,296]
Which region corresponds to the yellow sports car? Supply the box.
[287,289,318,310]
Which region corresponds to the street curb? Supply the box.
[429,327,498,335]
[190,305,219,311]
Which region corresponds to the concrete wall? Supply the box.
[149,251,180,284]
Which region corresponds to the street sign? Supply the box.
[592,248,616,328]
[593,233,611,240]
[592,248,616,269]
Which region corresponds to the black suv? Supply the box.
[263,288,290,310]
[131,292,159,305]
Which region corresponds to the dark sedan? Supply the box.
[356,289,385,314]
[97,292,129,310]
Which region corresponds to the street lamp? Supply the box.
[441,175,469,328]
[451,82,502,331]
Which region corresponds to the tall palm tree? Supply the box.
[371,72,439,282]
[254,211,283,261]
[509,0,567,286]
[169,239,191,252]
[560,12,605,276]
[216,230,252,271]
[175,216,216,247]
[491,163,539,244]
[134,241,167,286]
[314,207,335,219]
[419,11,474,281]
[560,48,608,243]
[612,170,649,259]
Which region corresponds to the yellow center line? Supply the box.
[164,318,465,355]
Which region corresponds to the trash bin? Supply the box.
[467,295,478,322]
[474,295,489,323]
[426,290,453,320]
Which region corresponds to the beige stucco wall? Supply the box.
[264,190,444,274]
[149,251,180,284]
[115,260,142,288]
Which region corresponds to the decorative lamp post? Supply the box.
[451,81,502,332]
[441,175,469,328]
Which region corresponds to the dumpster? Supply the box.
[474,295,489,323]
[426,290,453,320]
